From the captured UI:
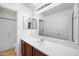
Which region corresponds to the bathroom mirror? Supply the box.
[23,16,31,29]
[23,17,37,29]
[39,3,74,42]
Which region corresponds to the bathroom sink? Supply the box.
[33,39,44,45]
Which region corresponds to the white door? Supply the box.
[0,18,16,51]
[7,20,16,48]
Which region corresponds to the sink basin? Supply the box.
[33,39,44,45]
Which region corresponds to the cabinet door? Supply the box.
[33,48,46,56]
[21,40,26,56]
[25,42,33,56]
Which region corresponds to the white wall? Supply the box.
[43,9,73,41]
[78,4,79,44]
[0,3,33,55]
[73,4,79,45]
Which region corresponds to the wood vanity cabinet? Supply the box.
[21,40,32,56]
[33,47,46,56]
[21,40,46,56]
[25,41,33,56]
[21,40,26,56]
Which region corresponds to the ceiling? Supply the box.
[42,3,74,16]
[22,3,74,16]
[23,3,45,10]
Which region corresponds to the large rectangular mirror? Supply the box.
[39,3,74,42]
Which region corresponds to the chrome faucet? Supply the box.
[40,38,44,42]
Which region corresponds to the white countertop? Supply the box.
[22,36,79,56]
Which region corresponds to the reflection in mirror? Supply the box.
[31,18,37,29]
[39,4,74,42]
[39,19,44,35]
[28,22,31,29]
